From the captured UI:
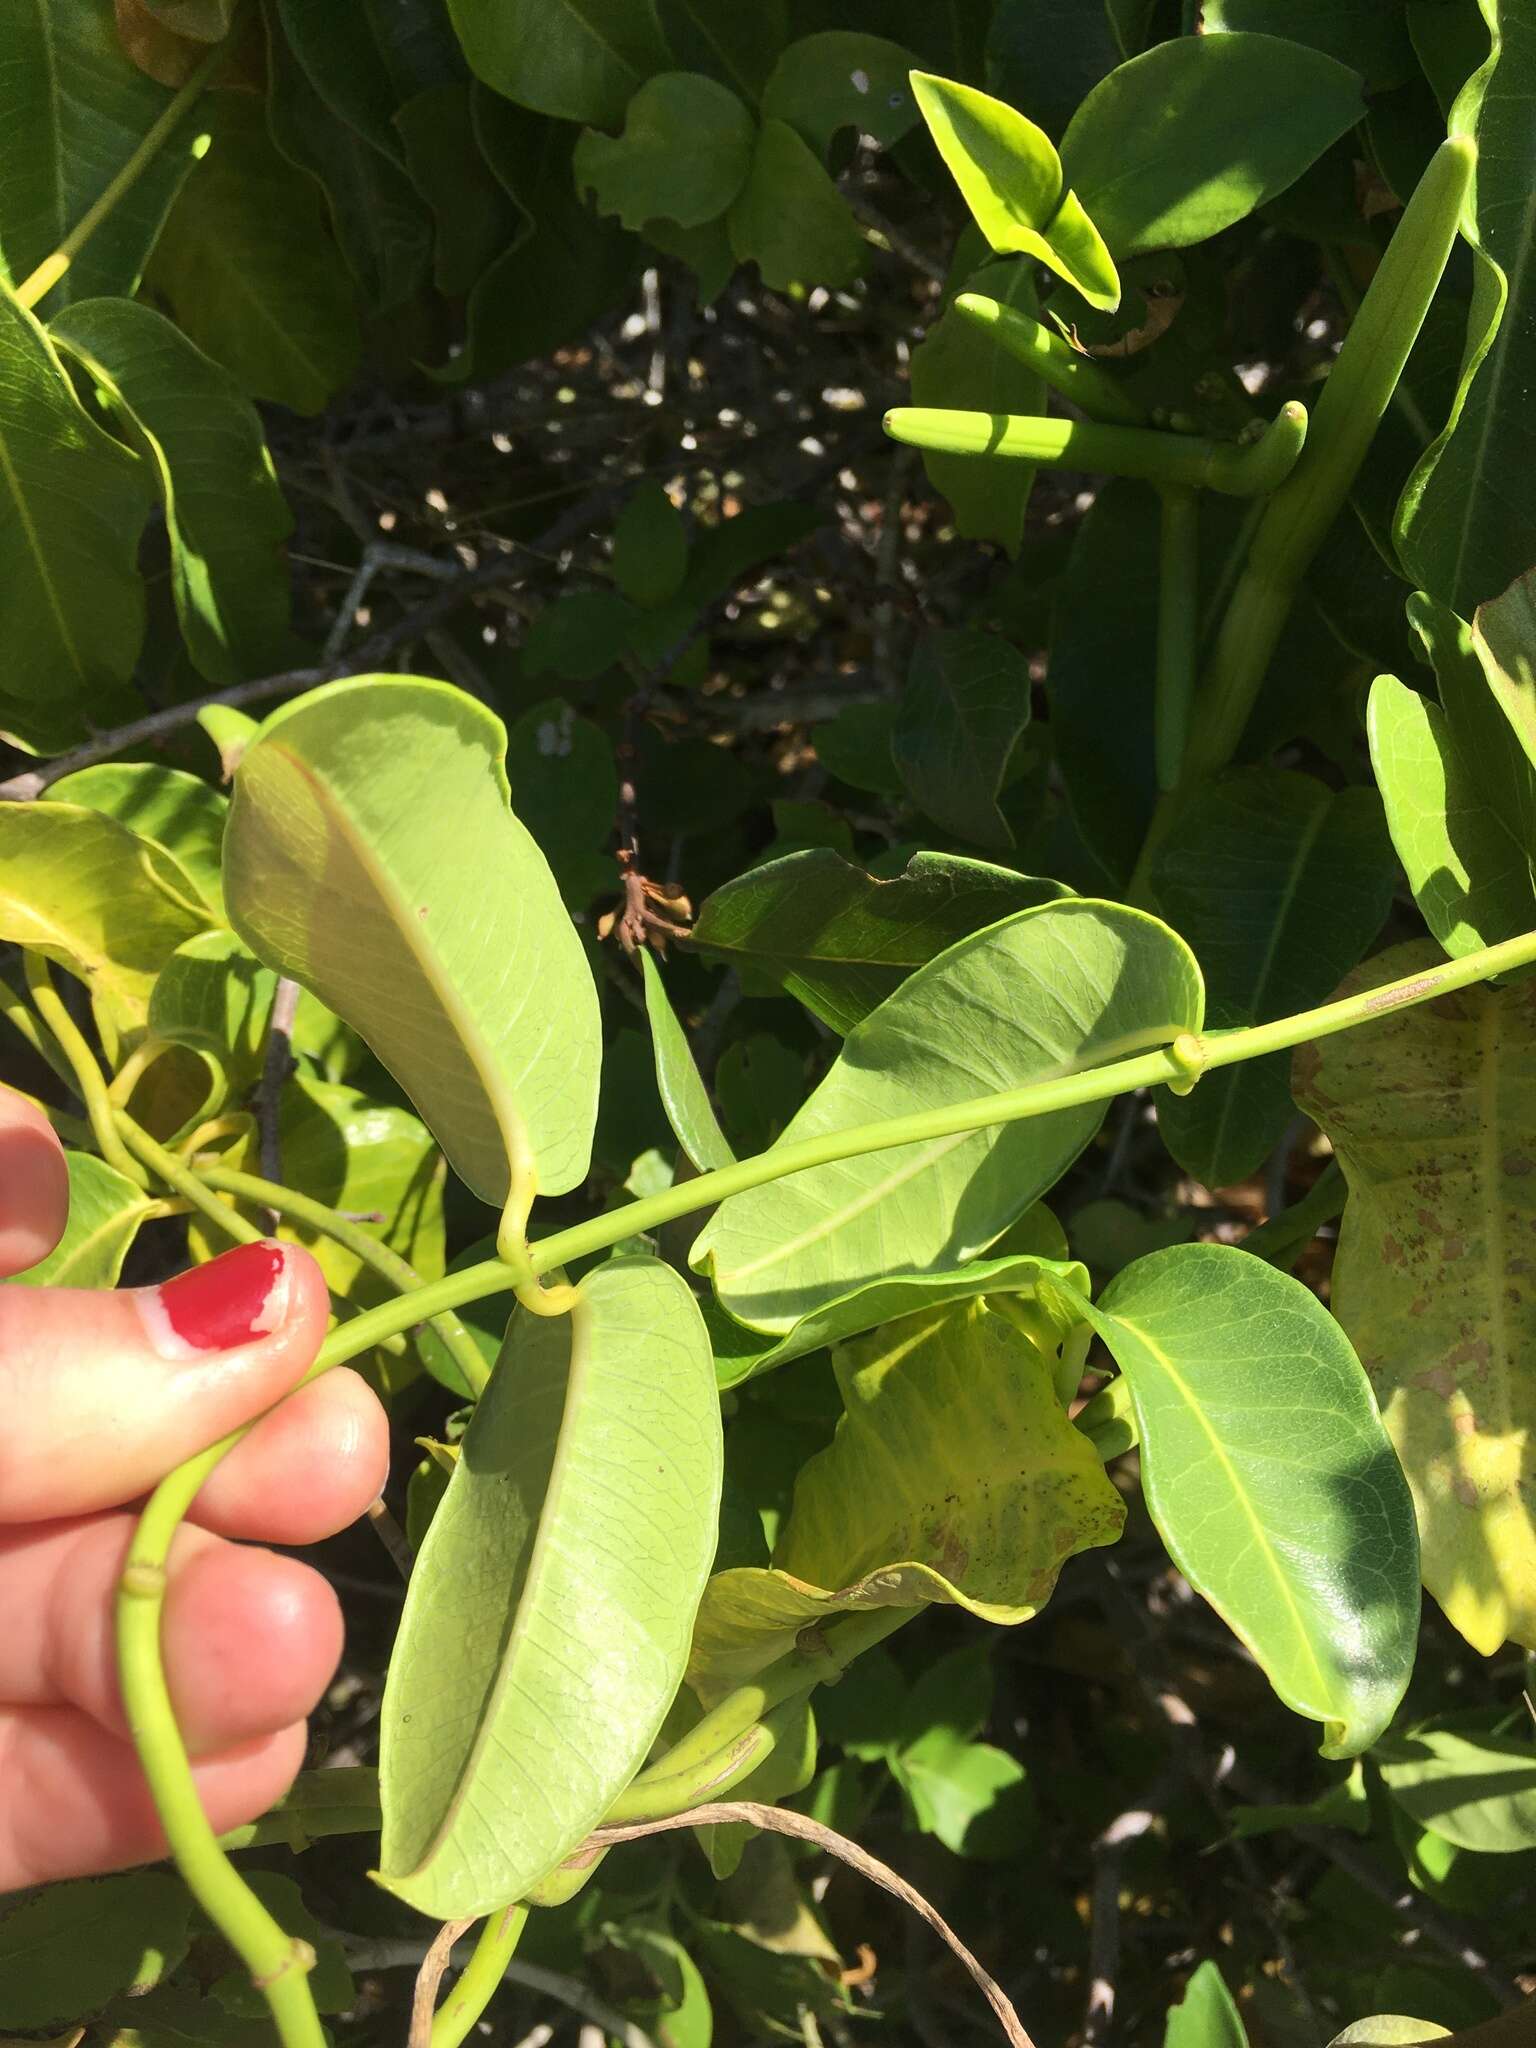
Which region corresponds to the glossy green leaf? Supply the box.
[0,281,153,754]
[1152,769,1394,1187]
[225,677,600,1214]
[1325,2022,1449,2047]
[447,0,669,125]
[145,94,360,415]
[910,72,1119,311]
[1396,1,1534,614]
[1163,1960,1249,2048]
[1470,564,1536,775]
[575,72,755,230]
[641,954,735,1174]
[1073,1243,1420,1755]
[694,899,1201,1334]
[0,1872,190,2028]
[613,481,689,609]
[690,1299,1123,1701]
[377,1256,722,1916]
[1367,675,1533,957]
[0,803,208,1031]
[271,0,406,164]
[760,32,918,158]
[909,255,1043,554]
[1061,34,1365,256]
[0,0,198,308]
[5,1153,152,1289]
[689,848,1066,1034]
[47,763,227,922]
[1204,0,1413,89]
[893,627,1032,852]
[727,118,865,291]
[148,931,276,1085]
[51,299,292,687]
[1377,1728,1536,1852]
[1294,941,1536,1655]
[894,1731,1033,1860]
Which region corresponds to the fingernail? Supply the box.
[138,1241,291,1359]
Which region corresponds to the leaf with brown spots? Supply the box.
[1294,939,1536,1655]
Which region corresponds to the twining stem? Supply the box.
[0,969,84,1098]
[15,37,231,309]
[116,1109,266,1247]
[427,1905,529,2048]
[1154,485,1200,792]
[24,958,149,1187]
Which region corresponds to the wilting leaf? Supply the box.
[910,72,1118,310]
[642,954,735,1174]
[727,119,865,290]
[0,1873,190,2028]
[1294,944,1536,1655]
[1072,1244,1420,1755]
[225,676,601,1214]
[47,763,227,922]
[892,627,1033,851]
[688,1299,1124,1701]
[4,1154,153,1289]
[377,1257,721,1916]
[1377,1727,1536,1853]
[1060,33,1364,255]
[760,32,917,158]
[575,73,755,230]
[52,298,292,685]
[1152,768,1394,1186]
[693,900,1202,1333]
[689,848,1066,1034]
[145,94,360,415]
[1163,1960,1249,2048]
[0,282,153,754]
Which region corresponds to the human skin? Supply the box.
[0,1086,389,1890]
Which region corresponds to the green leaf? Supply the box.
[0,0,198,308]
[95,1986,274,2048]
[760,32,918,158]
[149,930,283,1088]
[893,627,1032,852]
[1060,34,1365,256]
[51,298,292,686]
[1377,1728,1536,1852]
[1151,769,1395,1187]
[377,1256,722,1916]
[197,703,257,779]
[1073,1243,1419,1756]
[693,899,1202,1334]
[613,480,690,608]
[0,1873,191,2028]
[575,72,755,231]
[524,589,640,681]
[1367,675,1533,957]
[208,1874,352,2017]
[4,1152,152,1288]
[697,1699,817,1875]
[1294,940,1536,1656]
[225,677,600,1214]
[0,280,153,755]
[0,802,208,1032]
[1396,3,1536,615]
[394,84,516,298]
[1470,564,1536,776]
[727,118,866,290]
[984,0,1120,141]
[909,72,1119,311]
[687,1297,1124,1701]
[657,0,785,99]
[894,1732,1034,1859]
[270,0,407,164]
[1203,0,1414,90]
[641,953,736,1173]
[47,762,227,922]
[447,0,669,125]
[503,695,619,910]
[1227,1762,1372,1840]
[1163,1960,1249,2048]
[144,94,360,415]
[689,847,1066,1033]
[908,256,1044,555]
[1325,2023,1450,2047]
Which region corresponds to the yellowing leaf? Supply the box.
[1294,941,1536,1655]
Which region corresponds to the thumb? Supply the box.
[0,1240,332,1522]
[0,1088,68,1277]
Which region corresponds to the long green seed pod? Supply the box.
[953,292,1148,424]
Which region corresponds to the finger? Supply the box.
[0,1239,331,1521]
[0,1707,306,1891]
[0,1088,67,1277]
[0,1515,343,1755]
[188,1368,390,1545]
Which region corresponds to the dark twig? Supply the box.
[1084,1773,1176,2044]
[256,976,299,1191]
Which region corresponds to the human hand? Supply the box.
[0,1088,389,1890]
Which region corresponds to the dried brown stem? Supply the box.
[408,1916,477,2048]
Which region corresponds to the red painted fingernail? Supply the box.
[144,1242,290,1357]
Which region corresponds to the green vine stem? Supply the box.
[24,958,150,1187]
[1154,485,1200,792]
[0,968,87,1100]
[951,292,1148,424]
[882,399,1307,497]
[115,1109,266,1246]
[428,1904,529,2048]
[1181,134,1474,785]
[14,36,232,310]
